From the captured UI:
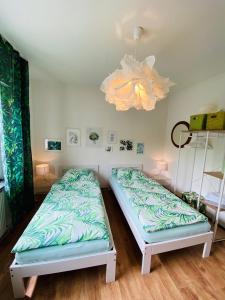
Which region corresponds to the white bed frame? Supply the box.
[109,164,213,274]
[10,165,116,298]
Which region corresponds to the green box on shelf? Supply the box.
[190,114,207,130]
[206,111,225,130]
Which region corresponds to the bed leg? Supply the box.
[106,253,116,283]
[202,239,212,258]
[141,249,151,275]
[10,269,26,298]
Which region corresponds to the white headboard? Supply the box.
[61,164,99,176]
[108,163,143,176]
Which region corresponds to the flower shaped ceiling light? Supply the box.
[100,27,174,111]
[101,54,174,111]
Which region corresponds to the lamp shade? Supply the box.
[100,54,174,111]
[36,163,49,176]
[156,160,168,171]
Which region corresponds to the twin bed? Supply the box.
[10,166,116,298]
[109,164,213,274]
[10,165,213,298]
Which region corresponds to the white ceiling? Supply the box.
[0,0,225,89]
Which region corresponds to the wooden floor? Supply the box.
[1,189,225,300]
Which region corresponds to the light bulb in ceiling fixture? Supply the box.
[134,83,145,95]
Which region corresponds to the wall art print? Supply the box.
[137,142,144,154]
[105,146,113,152]
[45,139,62,151]
[120,140,133,151]
[107,130,117,144]
[86,128,103,147]
[66,128,81,146]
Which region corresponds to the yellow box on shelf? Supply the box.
[190,114,207,130]
[206,111,225,130]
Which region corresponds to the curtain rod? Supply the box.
[0,81,10,88]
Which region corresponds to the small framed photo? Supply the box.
[105,146,113,152]
[107,130,117,144]
[66,128,81,146]
[137,143,144,154]
[45,139,62,151]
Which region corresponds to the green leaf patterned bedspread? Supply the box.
[113,168,208,233]
[12,169,109,253]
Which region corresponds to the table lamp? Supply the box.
[36,163,49,181]
[156,160,168,175]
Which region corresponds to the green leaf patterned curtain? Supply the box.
[0,35,34,226]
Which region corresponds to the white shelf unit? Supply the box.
[174,129,225,242]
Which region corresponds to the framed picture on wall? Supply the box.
[86,128,103,147]
[45,139,62,151]
[120,139,133,151]
[105,146,113,152]
[66,128,81,146]
[107,130,117,144]
[137,143,144,154]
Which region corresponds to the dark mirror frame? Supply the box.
[171,121,192,148]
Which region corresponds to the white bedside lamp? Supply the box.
[156,160,168,175]
[36,163,49,180]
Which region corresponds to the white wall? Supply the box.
[164,72,225,196]
[30,79,168,186]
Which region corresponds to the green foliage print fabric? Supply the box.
[0,35,34,225]
[182,191,206,215]
[12,169,109,253]
[60,168,96,183]
[114,168,208,233]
